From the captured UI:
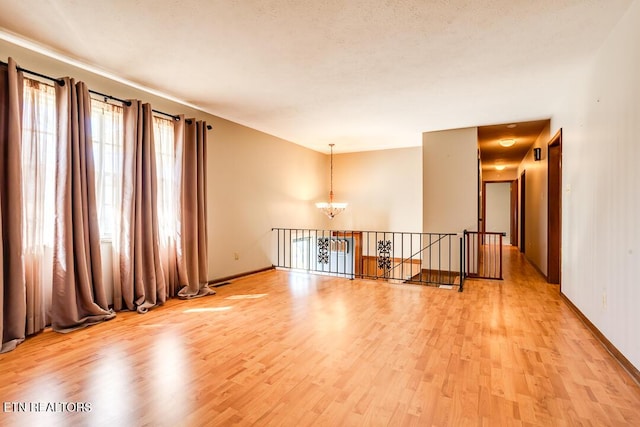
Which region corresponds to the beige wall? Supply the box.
[208,122,327,279]
[551,0,640,371]
[423,127,478,233]
[1,38,327,282]
[482,169,517,182]
[517,122,551,274]
[422,127,477,272]
[327,147,422,232]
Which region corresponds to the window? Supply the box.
[91,99,123,240]
[20,82,177,245]
[153,116,177,245]
[292,236,311,269]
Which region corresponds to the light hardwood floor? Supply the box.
[1,247,639,426]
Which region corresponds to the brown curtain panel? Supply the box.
[51,78,115,332]
[177,118,213,298]
[0,58,26,353]
[115,101,166,313]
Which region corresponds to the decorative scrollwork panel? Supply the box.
[377,239,392,271]
[317,237,329,264]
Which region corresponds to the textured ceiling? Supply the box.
[0,1,632,153]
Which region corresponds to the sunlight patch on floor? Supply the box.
[183,307,233,313]
[225,294,268,300]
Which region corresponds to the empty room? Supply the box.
[1,1,640,426]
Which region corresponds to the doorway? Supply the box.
[510,179,518,247]
[483,181,512,244]
[547,130,562,285]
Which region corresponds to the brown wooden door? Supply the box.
[548,130,562,285]
[510,179,518,247]
[520,171,526,253]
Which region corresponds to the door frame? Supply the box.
[510,179,518,247]
[520,170,526,253]
[547,129,562,286]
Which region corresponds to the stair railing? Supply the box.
[464,230,505,280]
[272,228,465,290]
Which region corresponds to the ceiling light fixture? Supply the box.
[495,165,506,171]
[316,144,347,219]
[506,124,517,129]
[500,138,516,147]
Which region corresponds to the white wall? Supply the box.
[552,0,640,371]
[326,147,423,232]
[485,182,511,243]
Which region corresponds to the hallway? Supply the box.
[463,246,640,424]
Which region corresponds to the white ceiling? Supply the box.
[0,1,632,153]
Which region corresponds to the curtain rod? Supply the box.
[89,89,181,122]
[1,60,212,129]
[0,60,65,86]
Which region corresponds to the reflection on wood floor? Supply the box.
[1,247,639,426]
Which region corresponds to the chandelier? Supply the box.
[316,144,347,219]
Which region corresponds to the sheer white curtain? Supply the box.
[92,100,123,241]
[153,116,180,296]
[21,78,56,335]
[91,99,124,306]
